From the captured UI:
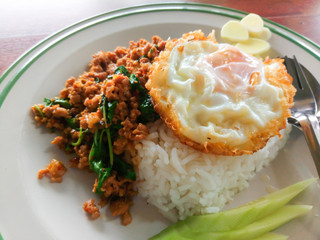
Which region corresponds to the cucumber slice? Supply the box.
[149,178,316,240]
[251,232,288,240]
[186,205,312,240]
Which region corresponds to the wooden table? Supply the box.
[1,0,320,76]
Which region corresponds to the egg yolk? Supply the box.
[196,45,262,96]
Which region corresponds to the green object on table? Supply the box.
[252,232,288,240]
[150,178,316,240]
[186,205,312,240]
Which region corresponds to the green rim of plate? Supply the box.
[0,3,319,109]
[0,233,3,240]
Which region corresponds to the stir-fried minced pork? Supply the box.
[83,199,101,219]
[37,159,67,183]
[31,36,166,225]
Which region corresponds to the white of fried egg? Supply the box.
[147,30,295,156]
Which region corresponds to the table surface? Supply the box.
[1,0,320,76]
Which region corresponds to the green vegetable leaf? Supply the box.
[90,159,112,194]
[129,74,146,93]
[88,78,138,193]
[109,122,123,138]
[113,155,136,181]
[107,101,118,124]
[34,105,44,117]
[100,95,107,125]
[139,94,159,123]
[44,98,52,107]
[44,97,72,109]
[128,73,159,123]
[65,117,77,129]
[100,96,117,125]
[114,65,130,77]
[96,165,112,194]
[89,129,107,168]
[53,97,72,109]
[89,112,124,193]
[99,97,118,167]
[105,100,118,167]
[99,97,122,137]
[89,129,109,193]
[95,77,100,83]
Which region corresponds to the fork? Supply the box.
[284,56,320,176]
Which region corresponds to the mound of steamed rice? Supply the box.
[135,120,291,222]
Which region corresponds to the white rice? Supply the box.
[135,120,291,222]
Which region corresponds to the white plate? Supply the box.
[0,3,320,240]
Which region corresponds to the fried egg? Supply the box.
[146,30,296,156]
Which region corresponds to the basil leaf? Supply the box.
[99,98,118,167]
[89,129,110,193]
[100,95,107,125]
[110,122,123,138]
[53,98,72,109]
[113,155,136,181]
[89,129,108,167]
[65,118,77,129]
[44,98,52,107]
[100,96,117,126]
[129,74,147,94]
[114,65,130,77]
[138,94,159,123]
[128,73,159,123]
[45,97,72,109]
[96,165,112,194]
[107,101,117,124]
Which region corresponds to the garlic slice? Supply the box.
[221,20,249,42]
[235,38,270,56]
